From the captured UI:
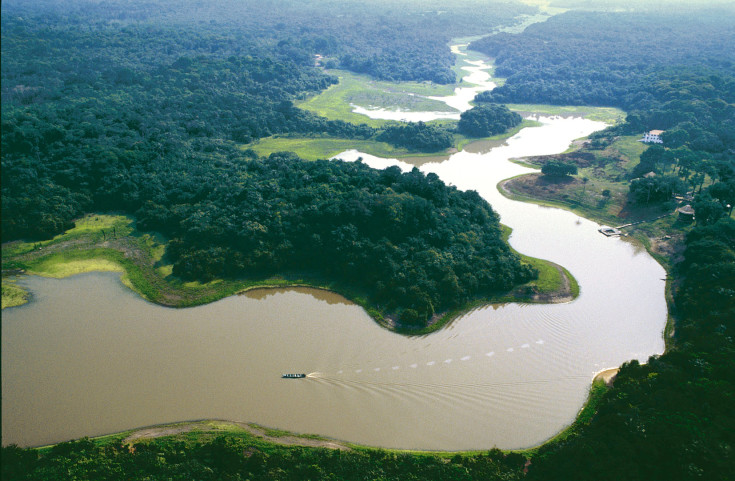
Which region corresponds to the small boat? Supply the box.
[281,373,306,379]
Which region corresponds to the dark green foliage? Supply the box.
[692,194,727,226]
[376,122,454,151]
[629,175,685,204]
[0,438,527,480]
[140,156,535,323]
[1,1,537,325]
[2,0,532,85]
[541,161,578,177]
[470,10,735,158]
[456,104,522,138]
[470,8,735,224]
[471,11,735,110]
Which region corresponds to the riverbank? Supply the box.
[243,118,541,162]
[2,214,576,334]
[497,144,688,347]
[30,372,610,458]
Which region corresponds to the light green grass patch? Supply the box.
[27,256,124,279]
[609,134,648,170]
[2,279,29,309]
[64,214,133,237]
[139,233,167,263]
[500,225,578,298]
[297,70,458,127]
[246,136,421,161]
[156,264,174,278]
[523,256,564,293]
[245,136,458,161]
[183,278,224,288]
[2,214,133,259]
[506,104,625,124]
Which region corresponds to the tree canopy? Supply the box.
[456,104,522,138]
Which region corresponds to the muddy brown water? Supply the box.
[2,116,666,450]
[1,48,666,451]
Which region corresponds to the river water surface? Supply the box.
[1,46,667,450]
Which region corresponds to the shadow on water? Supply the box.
[242,287,352,305]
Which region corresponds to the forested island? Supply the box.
[2,0,735,480]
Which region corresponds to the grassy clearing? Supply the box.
[502,135,659,227]
[2,279,29,309]
[2,214,133,259]
[27,255,124,278]
[245,136,428,161]
[506,103,625,124]
[245,119,542,162]
[296,70,457,127]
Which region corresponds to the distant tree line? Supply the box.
[3,0,533,85]
[470,9,735,216]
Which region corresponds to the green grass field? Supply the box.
[1,279,29,309]
[506,103,625,124]
[296,69,458,127]
[245,136,431,161]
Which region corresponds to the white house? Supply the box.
[641,130,664,143]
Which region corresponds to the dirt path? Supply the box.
[122,420,352,451]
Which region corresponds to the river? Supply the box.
[1,45,667,451]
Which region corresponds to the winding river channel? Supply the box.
[1,45,667,450]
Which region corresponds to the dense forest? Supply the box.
[3,0,532,84]
[0,437,527,481]
[1,0,536,324]
[471,10,735,216]
[376,122,454,151]
[3,1,735,480]
[456,104,522,137]
[140,154,535,324]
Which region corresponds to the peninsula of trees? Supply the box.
[3,1,734,480]
[1,0,536,326]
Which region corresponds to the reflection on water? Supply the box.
[461,138,509,155]
[243,287,350,305]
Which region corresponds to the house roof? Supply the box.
[649,130,665,136]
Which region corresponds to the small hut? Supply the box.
[677,204,695,222]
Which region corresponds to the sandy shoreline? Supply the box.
[593,368,620,386]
